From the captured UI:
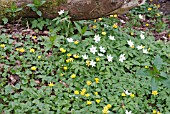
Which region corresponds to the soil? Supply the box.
[149,0,170,15]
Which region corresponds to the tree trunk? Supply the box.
[0,0,146,22]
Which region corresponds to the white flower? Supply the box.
[127,40,134,47]
[107,55,113,62]
[143,49,148,54]
[124,90,131,95]
[58,9,65,15]
[94,34,101,43]
[90,60,96,67]
[82,54,88,59]
[67,38,74,42]
[109,35,115,40]
[90,45,97,54]
[120,19,126,23]
[125,110,132,114]
[119,54,126,62]
[140,33,145,39]
[163,36,167,40]
[139,14,144,20]
[99,46,106,53]
[98,53,104,56]
[136,45,143,50]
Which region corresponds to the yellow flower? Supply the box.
[82,88,86,92]
[156,13,160,17]
[110,15,113,17]
[131,45,134,48]
[102,106,109,114]
[69,58,74,62]
[146,23,149,26]
[114,14,118,18]
[96,99,101,103]
[32,36,37,39]
[122,106,125,108]
[71,74,76,78]
[98,18,102,21]
[157,4,160,8]
[63,66,68,70]
[94,92,98,95]
[31,66,36,71]
[86,60,90,66]
[157,111,161,114]
[152,91,158,95]
[48,82,54,87]
[148,8,152,11]
[81,91,85,95]
[94,19,96,22]
[96,58,100,62]
[60,48,66,53]
[95,78,99,83]
[142,45,145,48]
[122,93,126,96]
[113,24,118,28]
[145,66,149,68]
[148,48,150,51]
[153,110,157,114]
[30,48,35,53]
[74,90,79,95]
[93,25,97,29]
[85,93,90,97]
[0,44,5,48]
[150,0,153,1]
[80,88,86,95]
[66,59,70,63]
[130,93,135,98]
[130,32,134,36]
[102,32,106,35]
[74,40,79,44]
[87,101,92,105]
[1,56,4,58]
[67,53,72,57]
[19,48,25,53]
[38,56,41,59]
[86,81,92,86]
[73,54,79,58]
[106,104,112,108]
[16,48,19,51]
[60,73,64,76]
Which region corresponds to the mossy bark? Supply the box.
[0,0,145,23]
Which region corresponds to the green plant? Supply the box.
[27,0,46,16]
[136,55,170,90]
[6,2,23,18]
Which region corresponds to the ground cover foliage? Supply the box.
[0,2,170,114]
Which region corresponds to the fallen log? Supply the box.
[0,0,146,22]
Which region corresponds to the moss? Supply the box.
[0,1,12,18]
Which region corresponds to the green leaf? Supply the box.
[162,79,170,88]
[36,10,42,16]
[74,22,82,34]
[136,68,150,76]
[2,18,8,24]
[83,31,94,36]
[151,77,159,90]
[153,55,163,70]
